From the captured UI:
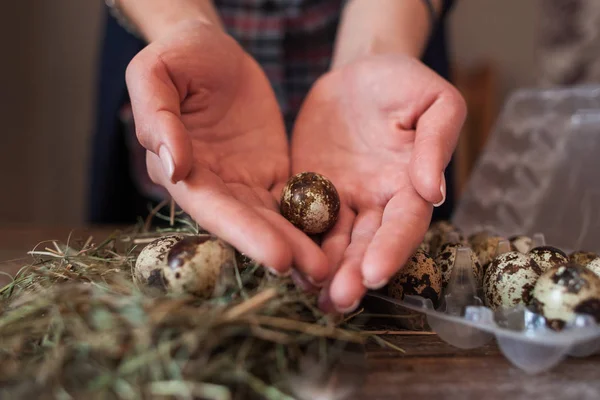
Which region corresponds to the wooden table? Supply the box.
[1,226,599,400]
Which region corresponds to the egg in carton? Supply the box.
[509,235,533,254]
[481,234,570,311]
[435,231,484,290]
[381,231,482,331]
[585,257,600,278]
[531,262,600,331]
[569,250,599,267]
[422,220,468,258]
[468,229,518,275]
[384,248,443,331]
[371,231,600,373]
[528,245,569,273]
[483,246,543,311]
[566,250,600,277]
[478,234,600,325]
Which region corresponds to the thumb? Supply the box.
[409,89,466,206]
[125,48,193,184]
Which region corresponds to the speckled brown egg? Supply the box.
[468,230,493,246]
[483,251,542,310]
[585,257,600,278]
[509,235,532,253]
[162,235,236,298]
[387,249,442,307]
[417,240,431,255]
[470,233,513,274]
[134,234,185,289]
[435,242,484,290]
[280,172,340,235]
[569,250,599,267]
[423,221,465,257]
[532,263,600,330]
[528,246,568,273]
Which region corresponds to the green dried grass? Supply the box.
[0,206,394,399]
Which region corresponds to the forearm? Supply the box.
[332,0,443,69]
[117,0,223,42]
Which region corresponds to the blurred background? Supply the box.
[0,0,574,227]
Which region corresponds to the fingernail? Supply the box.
[318,289,335,312]
[336,299,360,314]
[433,172,446,207]
[307,275,327,288]
[266,266,292,277]
[292,271,320,292]
[159,145,175,183]
[363,278,389,290]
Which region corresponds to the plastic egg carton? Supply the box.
[370,243,600,374]
[373,84,600,372]
[452,85,600,254]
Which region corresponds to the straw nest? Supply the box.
[0,205,400,400]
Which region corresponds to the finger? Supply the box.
[291,270,320,293]
[125,49,193,183]
[409,87,467,206]
[227,183,268,208]
[270,182,287,205]
[254,187,280,212]
[257,208,330,285]
[361,190,432,288]
[328,209,382,313]
[321,205,356,274]
[147,153,293,273]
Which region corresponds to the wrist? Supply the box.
[331,36,419,71]
[111,0,223,42]
[331,0,442,70]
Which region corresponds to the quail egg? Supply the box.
[569,250,598,267]
[162,235,236,298]
[423,221,465,257]
[435,242,483,289]
[417,240,431,255]
[509,235,532,253]
[532,263,600,330]
[388,249,442,307]
[470,233,513,274]
[468,229,490,246]
[134,234,185,288]
[483,251,542,310]
[528,246,568,273]
[280,172,340,235]
[585,257,600,278]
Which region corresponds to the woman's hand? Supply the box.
[125,20,329,283]
[291,54,467,312]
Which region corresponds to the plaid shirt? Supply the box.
[122,0,347,200]
[90,0,455,224]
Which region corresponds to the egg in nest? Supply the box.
[387,249,442,307]
[435,242,483,290]
[280,172,340,235]
[532,263,600,330]
[483,251,542,310]
[134,234,185,289]
[528,246,568,273]
[163,236,236,298]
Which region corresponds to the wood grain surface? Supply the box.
[0,226,598,400]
